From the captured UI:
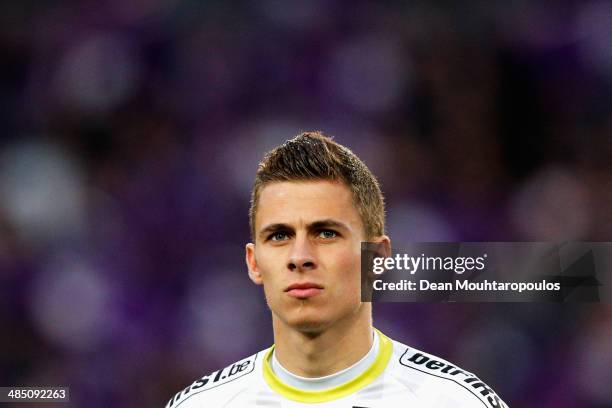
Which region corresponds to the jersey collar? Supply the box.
[262,328,393,403]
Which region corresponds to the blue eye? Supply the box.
[270,232,289,241]
[319,230,337,239]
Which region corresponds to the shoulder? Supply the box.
[165,349,265,408]
[385,337,508,408]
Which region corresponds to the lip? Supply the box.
[285,282,323,299]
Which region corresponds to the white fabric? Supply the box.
[165,330,508,408]
[270,330,379,391]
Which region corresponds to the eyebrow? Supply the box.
[258,219,350,240]
[309,219,348,231]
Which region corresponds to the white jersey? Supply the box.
[166,329,508,408]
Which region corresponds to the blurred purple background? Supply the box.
[1,1,612,407]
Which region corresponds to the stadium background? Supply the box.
[1,1,612,406]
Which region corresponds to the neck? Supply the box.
[271,304,373,378]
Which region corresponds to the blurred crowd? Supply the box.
[1,1,612,407]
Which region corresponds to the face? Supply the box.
[246,180,388,333]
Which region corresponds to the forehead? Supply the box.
[255,180,363,231]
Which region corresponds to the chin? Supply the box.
[296,317,326,328]
[286,312,331,334]
[293,322,328,336]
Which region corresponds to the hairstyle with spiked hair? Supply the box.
[249,131,385,241]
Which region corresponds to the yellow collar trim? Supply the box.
[262,329,393,403]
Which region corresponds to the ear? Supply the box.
[371,234,392,258]
[246,243,263,285]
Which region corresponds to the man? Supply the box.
[166,132,507,407]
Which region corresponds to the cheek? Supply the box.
[255,250,279,277]
[328,246,362,288]
[255,251,284,293]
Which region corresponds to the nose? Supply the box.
[287,235,316,272]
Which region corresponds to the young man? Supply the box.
[166,132,507,407]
